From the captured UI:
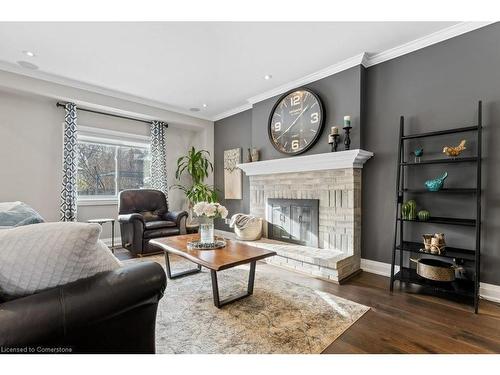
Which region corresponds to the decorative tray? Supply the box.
[187,240,227,250]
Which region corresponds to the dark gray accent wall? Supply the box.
[251,66,364,159]
[214,109,252,230]
[214,23,500,285]
[363,22,500,285]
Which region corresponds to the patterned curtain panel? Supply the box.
[60,103,78,222]
[150,121,169,201]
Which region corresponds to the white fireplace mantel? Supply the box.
[237,149,373,176]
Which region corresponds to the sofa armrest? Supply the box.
[0,262,166,348]
[118,213,145,224]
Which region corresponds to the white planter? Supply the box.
[234,218,263,241]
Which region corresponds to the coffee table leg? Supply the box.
[210,261,257,308]
[164,252,202,279]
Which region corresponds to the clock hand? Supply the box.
[276,105,310,140]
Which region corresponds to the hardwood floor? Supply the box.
[115,248,500,354]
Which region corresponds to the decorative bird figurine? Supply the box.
[443,140,466,157]
[414,147,424,157]
[425,172,448,192]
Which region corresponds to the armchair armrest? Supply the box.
[118,213,145,224]
[165,210,188,226]
[165,210,188,234]
[0,262,166,348]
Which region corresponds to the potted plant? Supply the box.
[193,202,228,243]
[171,147,218,225]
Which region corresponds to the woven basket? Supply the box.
[234,218,263,241]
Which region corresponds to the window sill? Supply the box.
[77,199,118,206]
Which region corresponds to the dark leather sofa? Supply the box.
[0,262,166,354]
[118,189,188,256]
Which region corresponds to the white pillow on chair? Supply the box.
[0,222,121,299]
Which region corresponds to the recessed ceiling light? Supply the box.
[202,104,208,108]
[22,50,35,57]
[264,74,272,80]
[17,60,39,70]
[189,107,200,112]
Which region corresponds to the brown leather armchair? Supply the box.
[0,262,166,353]
[118,189,188,256]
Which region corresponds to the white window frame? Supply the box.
[76,125,150,206]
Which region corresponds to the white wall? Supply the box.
[0,88,212,240]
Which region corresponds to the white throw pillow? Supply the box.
[0,222,122,299]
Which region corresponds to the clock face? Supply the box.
[268,88,325,155]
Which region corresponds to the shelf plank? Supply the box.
[402,125,479,140]
[400,188,478,194]
[396,241,476,261]
[398,217,476,227]
[394,267,474,305]
[401,157,478,166]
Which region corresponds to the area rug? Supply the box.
[124,255,369,354]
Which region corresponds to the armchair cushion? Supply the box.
[144,220,176,230]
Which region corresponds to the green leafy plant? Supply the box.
[175,147,213,184]
[171,147,217,204]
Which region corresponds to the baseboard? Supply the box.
[360,258,500,304]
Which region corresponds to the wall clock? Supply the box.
[268,88,325,155]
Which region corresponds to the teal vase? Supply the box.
[425,172,448,192]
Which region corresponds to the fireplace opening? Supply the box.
[267,198,319,247]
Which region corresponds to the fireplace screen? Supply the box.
[267,198,319,247]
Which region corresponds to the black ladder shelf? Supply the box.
[390,101,482,313]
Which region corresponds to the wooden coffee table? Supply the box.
[150,234,276,308]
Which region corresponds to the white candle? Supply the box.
[344,115,351,127]
[331,126,339,135]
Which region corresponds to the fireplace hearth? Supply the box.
[267,198,319,247]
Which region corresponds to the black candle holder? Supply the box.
[328,133,340,152]
[343,126,352,150]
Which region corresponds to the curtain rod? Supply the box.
[56,102,168,127]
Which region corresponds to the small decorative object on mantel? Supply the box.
[424,172,448,192]
[413,147,424,163]
[250,147,260,162]
[343,116,352,150]
[443,139,466,158]
[417,209,430,221]
[328,126,340,152]
[193,201,228,244]
[401,199,417,220]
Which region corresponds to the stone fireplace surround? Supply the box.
[225,149,373,283]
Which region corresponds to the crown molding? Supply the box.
[214,21,494,122]
[364,21,496,67]
[247,53,367,106]
[0,60,214,122]
[212,102,253,121]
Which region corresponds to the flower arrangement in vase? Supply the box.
[193,202,228,243]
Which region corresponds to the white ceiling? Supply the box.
[0,22,475,120]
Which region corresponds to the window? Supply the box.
[76,126,150,202]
